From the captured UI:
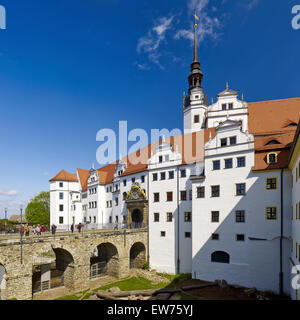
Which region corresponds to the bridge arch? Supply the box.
[0,264,6,300]
[130,242,146,269]
[90,242,119,279]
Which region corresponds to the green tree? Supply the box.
[25,191,50,226]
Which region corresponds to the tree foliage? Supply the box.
[25,191,50,226]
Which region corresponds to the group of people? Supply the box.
[70,223,82,233]
[20,224,47,236]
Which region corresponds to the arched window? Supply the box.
[267,152,277,164]
[211,251,230,264]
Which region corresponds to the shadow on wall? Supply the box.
[192,171,291,294]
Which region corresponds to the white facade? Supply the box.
[49,30,300,297]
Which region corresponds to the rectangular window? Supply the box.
[159,156,163,163]
[180,191,187,201]
[236,183,246,196]
[236,210,245,223]
[221,138,227,147]
[184,212,192,222]
[115,198,119,206]
[161,231,166,237]
[94,216,96,223]
[132,178,136,183]
[181,169,186,178]
[154,193,160,202]
[153,173,158,181]
[266,178,277,190]
[167,192,173,202]
[169,171,174,180]
[236,234,245,241]
[197,186,205,198]
[106,187,109,193]
[59,205,64,212]
[160,172,166,180]
[213,160,220,170]
[167,212,173,222]
[228,103,233,110]
[230,136,237,145]
[194,115,200,123]
[189,190,192,201]
[154,213,159,222]
[212,233,219,240]
[59,217,64,224]
[59,192,64,200]
[266,207,277,220]
[141,175,145,183]
[237,157,246,167]
[211,211,219,223]
[185,232,191,238]
[59,182,63,188]
[123,180,127,187]
[225,159,233,169]
[211,186,220,197]
[222,104,227,111]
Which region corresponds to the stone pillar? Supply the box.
[71,264,90,292]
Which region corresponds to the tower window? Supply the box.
[194,115,200,123]
[230,136,237,145]
[221,138,227,147]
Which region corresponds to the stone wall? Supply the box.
[0,229,148,300]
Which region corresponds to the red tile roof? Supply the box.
[49,170,78,183]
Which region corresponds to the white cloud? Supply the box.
[245,0,260,10]
[137,16,174,69]
[175,0,221,44]
[0,189,19,196]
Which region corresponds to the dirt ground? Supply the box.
[176,279,285,300]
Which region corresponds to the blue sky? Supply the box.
[0,0,299,216]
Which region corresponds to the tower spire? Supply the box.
[188,14,203,92]
[193,23,198,62]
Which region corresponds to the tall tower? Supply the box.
[183,23,208,134]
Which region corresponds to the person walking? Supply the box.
[70,224,74,233]
[51,224,57,235]
[114,220,118,231]
[77,223,82,233]
[24,224,30,236]
[36,225,41,236]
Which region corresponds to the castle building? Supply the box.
[50,24,300,298]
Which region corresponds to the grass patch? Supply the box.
[99,277,167,292]
[82,292,92,300]
[180,292,204,300]
[158,273,192,288]
[55,295,80,301]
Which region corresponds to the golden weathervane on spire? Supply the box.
[193,11,199,28]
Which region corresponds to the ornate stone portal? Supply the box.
[125,183,148,229]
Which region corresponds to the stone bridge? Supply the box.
[0,229,148,300]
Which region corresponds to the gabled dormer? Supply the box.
[114,160,127,181]
[148,139,182,170]
[207,84,248,132]
[205,119,254,157]
[88,165,99,186]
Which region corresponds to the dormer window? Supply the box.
[266,140,280,146]
[194,115,200,123]
[267,153,278,164]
